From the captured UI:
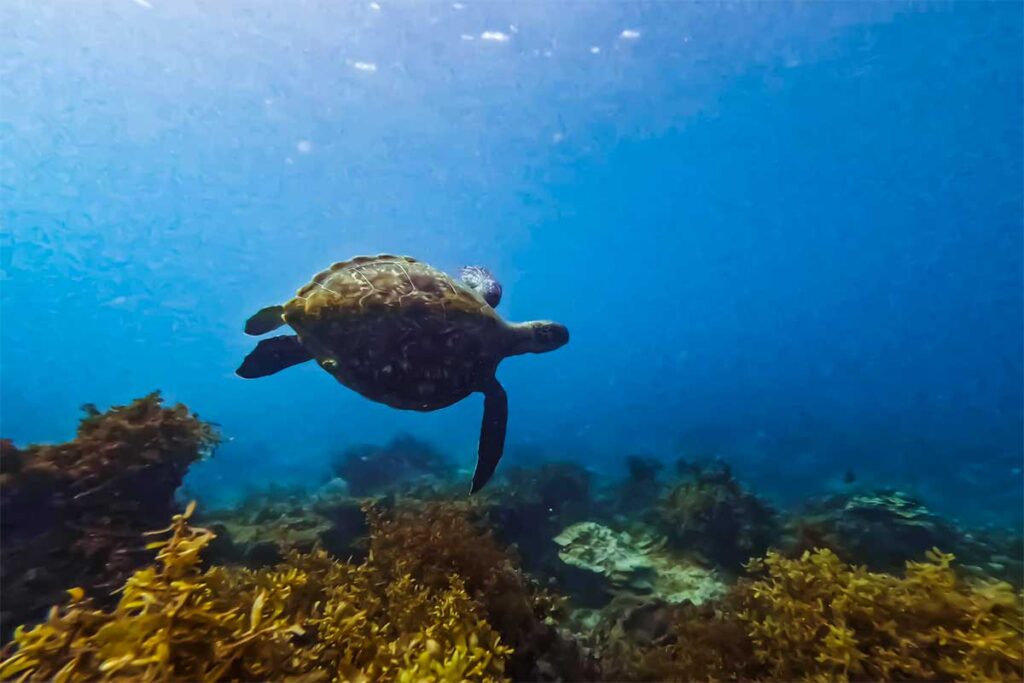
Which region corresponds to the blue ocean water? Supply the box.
[1,1,1021,526]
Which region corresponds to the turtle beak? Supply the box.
[537,322,569,351]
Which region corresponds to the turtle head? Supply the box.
[460,265,502,308]
[508,321,570,356]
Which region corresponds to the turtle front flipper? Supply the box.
[245,305,287,335]
[236,335,313,379]
[470,378,508,494]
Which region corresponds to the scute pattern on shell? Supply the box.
[290,254,488,319]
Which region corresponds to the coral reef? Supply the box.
[3,442,1021,683]
[0,393,218,642]
[554,522,724,607]
[330,433,452,496]
[655,459,780,571]
[0,503,509,682]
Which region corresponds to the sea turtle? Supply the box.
[236,254,569,493]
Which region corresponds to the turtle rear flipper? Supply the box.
[245,305,286,335]
[470,378,508,494]
[236,335,312,379]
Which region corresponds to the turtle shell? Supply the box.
[281,255,510,411]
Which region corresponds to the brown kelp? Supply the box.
[0,392,219,642]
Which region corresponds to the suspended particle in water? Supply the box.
[296,140,313,154]
[481,31,510,42]
[620,29,641,40]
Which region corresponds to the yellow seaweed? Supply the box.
[0,504,510,683]
[595,547,1022,683]
[737,548,1024,682]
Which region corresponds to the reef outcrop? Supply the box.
[787,489,1024,584]
[0,393,219,642]
[654,459,780,571]
[787,490,958,569]
[481,461,593,578]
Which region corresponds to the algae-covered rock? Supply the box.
[620,455,666,511]
[0,393,218,642]
[554,522,724,607]
[200,502,332,567]
[791,490,1024,583]
[790,490,960,572]
[329,433,452,496]
[655,460,779,571]
[481,461,593,581]
[200,487,374,568]
[312,476,350,501]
